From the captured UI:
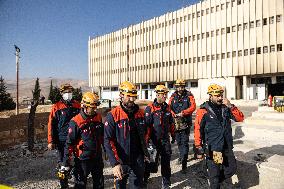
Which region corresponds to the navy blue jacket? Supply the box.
[63,110,104,165]
[104,104,149,167]
[168,90,196,125]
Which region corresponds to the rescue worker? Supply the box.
[62,92,104,189]
[47,83,81,189]
[104,81,149,189]
[168,79,196,173]
[194,84,244,189]
[144,85,175,189]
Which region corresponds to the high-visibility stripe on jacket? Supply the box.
[104,104,149,167]
[63,110,103,164]
[47,100,80,144]
[194,101,244,152]
[145,99,175,143]
[168,90,196,124]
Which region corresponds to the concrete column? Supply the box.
[243,76,247,100]
[272,76,277,84]
[165,81,168,88]
[139,83,142,99]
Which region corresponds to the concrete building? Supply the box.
[88,0,284,101]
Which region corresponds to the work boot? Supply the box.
[181,161,187,174]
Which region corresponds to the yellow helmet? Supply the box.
[81,92,100,108]
[175,79,186,86]
[60,83,74,93]
[119,81,138,97]
[154,85,169,94]
[207,84,224,95]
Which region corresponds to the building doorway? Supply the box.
[145,90,148,99]
[267,83,284,96]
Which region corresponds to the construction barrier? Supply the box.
[273,96,284,112]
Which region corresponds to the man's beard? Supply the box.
[124,101,134,108]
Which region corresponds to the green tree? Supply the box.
[0,76,16,111]
[49,86,61,103]
[72,87,83,102]
[28,78,41,151]
[48,80,53,101]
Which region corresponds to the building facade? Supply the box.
[88,0,284,101]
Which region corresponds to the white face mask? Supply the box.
[62,93,73,101]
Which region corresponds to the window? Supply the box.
[193,57,196,63]
[238,24,242,31]
[193,35,196,41]
[207,55,210,61]
[176,18,179,23]
[177,60,179,65]
[256,20,261,27]
[184,15,187,21]
[197,34,200,40]
[188,14,191,20]
[238,50,242,56]
[221,53,225,59]
[216,29,220,36]
[211,7,214,13]
[221,4,225,10]
[180,17,182,22]
[257,47,261,54]
[263,18,267,25]
[177,39,179,44]
[227,27,230,33]
[244,23,248,29]
[269,16,274,24]
[277,44,283,51]
[237,0,242,5]
[216,5,220,12]
[185,59,188,64]
[192,13,195,18]
[232,26,236,32]
[191,82,198,87]
[217,54,220,60]
[232,51,236,57]
[270,45,275,52]
[180,38,183,43]
[189,58,191,63]
[206,32,210,38]
[250,48,255,55]
[202,56,205,62]
[276,15,282,22]
[202,33,205,39]
[211,30,215,37]
[184,37,187,42]
[211,55,216,60]
[173,40,175,45]
[244,49,248,56]
[227,52,231,58]
[201,10,204,16]
[197,57,201,62]
[250,21,254,28]
[226,2,230,8]
[263,46,268,53]
[172,19,175,24]
[188,36,191,41]
[206,8,209,14]
[221,28,225,34]
[197,11,201,17]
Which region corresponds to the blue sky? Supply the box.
[0,0,198,80]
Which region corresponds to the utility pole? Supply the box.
[14,45,20,115]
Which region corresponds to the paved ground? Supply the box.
[1,105,283,189]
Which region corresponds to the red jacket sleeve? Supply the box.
[194,109,207,148]
[230,106,244,122]
[182,95,196,116]
[47,104,57,144]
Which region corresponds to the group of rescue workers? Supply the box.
[47,79,244,189]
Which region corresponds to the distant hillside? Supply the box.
[5,78,95,102]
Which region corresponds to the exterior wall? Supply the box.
[89,0,284,100]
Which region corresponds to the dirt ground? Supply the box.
[1,103,281,189]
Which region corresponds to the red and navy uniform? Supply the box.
[194,101,244,189]
[104,103,149,189]
[63,110,104,189]
[168,90,196,169]
[144,99,175,187]
[48,100,80,162]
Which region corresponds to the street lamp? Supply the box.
[14,45,20,115]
